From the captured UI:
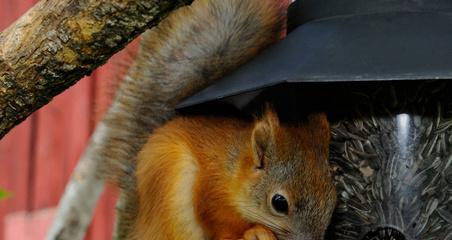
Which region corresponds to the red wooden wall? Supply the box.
[0,1,139,239]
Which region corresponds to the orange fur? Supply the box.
[135,116,253,239]
[117,0,336,239]
[133,108,336,240]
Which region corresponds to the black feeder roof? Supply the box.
[178,0,452,109]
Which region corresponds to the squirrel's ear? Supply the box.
[251,105,279,169]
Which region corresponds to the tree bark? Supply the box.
[0,0,193,139]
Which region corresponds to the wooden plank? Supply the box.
[0,118,33,240]
[88,187,118,240]
[0,118,33,210]
[31,76,93,210]
[0,0,36,30]
[4,208,55,240]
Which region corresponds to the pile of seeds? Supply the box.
[328,82,452,240]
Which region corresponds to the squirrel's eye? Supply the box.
[271,194,288,214]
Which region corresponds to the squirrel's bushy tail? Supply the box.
[102,0,286,187]
[96,0,286,237]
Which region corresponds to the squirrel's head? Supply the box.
[233,106,336,240]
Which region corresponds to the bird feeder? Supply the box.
[178,0,452,239]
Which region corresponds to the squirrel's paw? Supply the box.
[242,225,276,240]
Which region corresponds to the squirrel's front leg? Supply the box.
[241,225,276,240]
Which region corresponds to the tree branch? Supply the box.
[0,0,193,139]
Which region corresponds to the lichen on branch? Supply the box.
[0,0,193,139]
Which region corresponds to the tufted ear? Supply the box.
[251,105,279,169]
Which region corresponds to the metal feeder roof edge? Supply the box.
[178,0,452,109]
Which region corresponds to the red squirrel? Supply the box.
[100,0,336,239]
[133,107,336,239]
